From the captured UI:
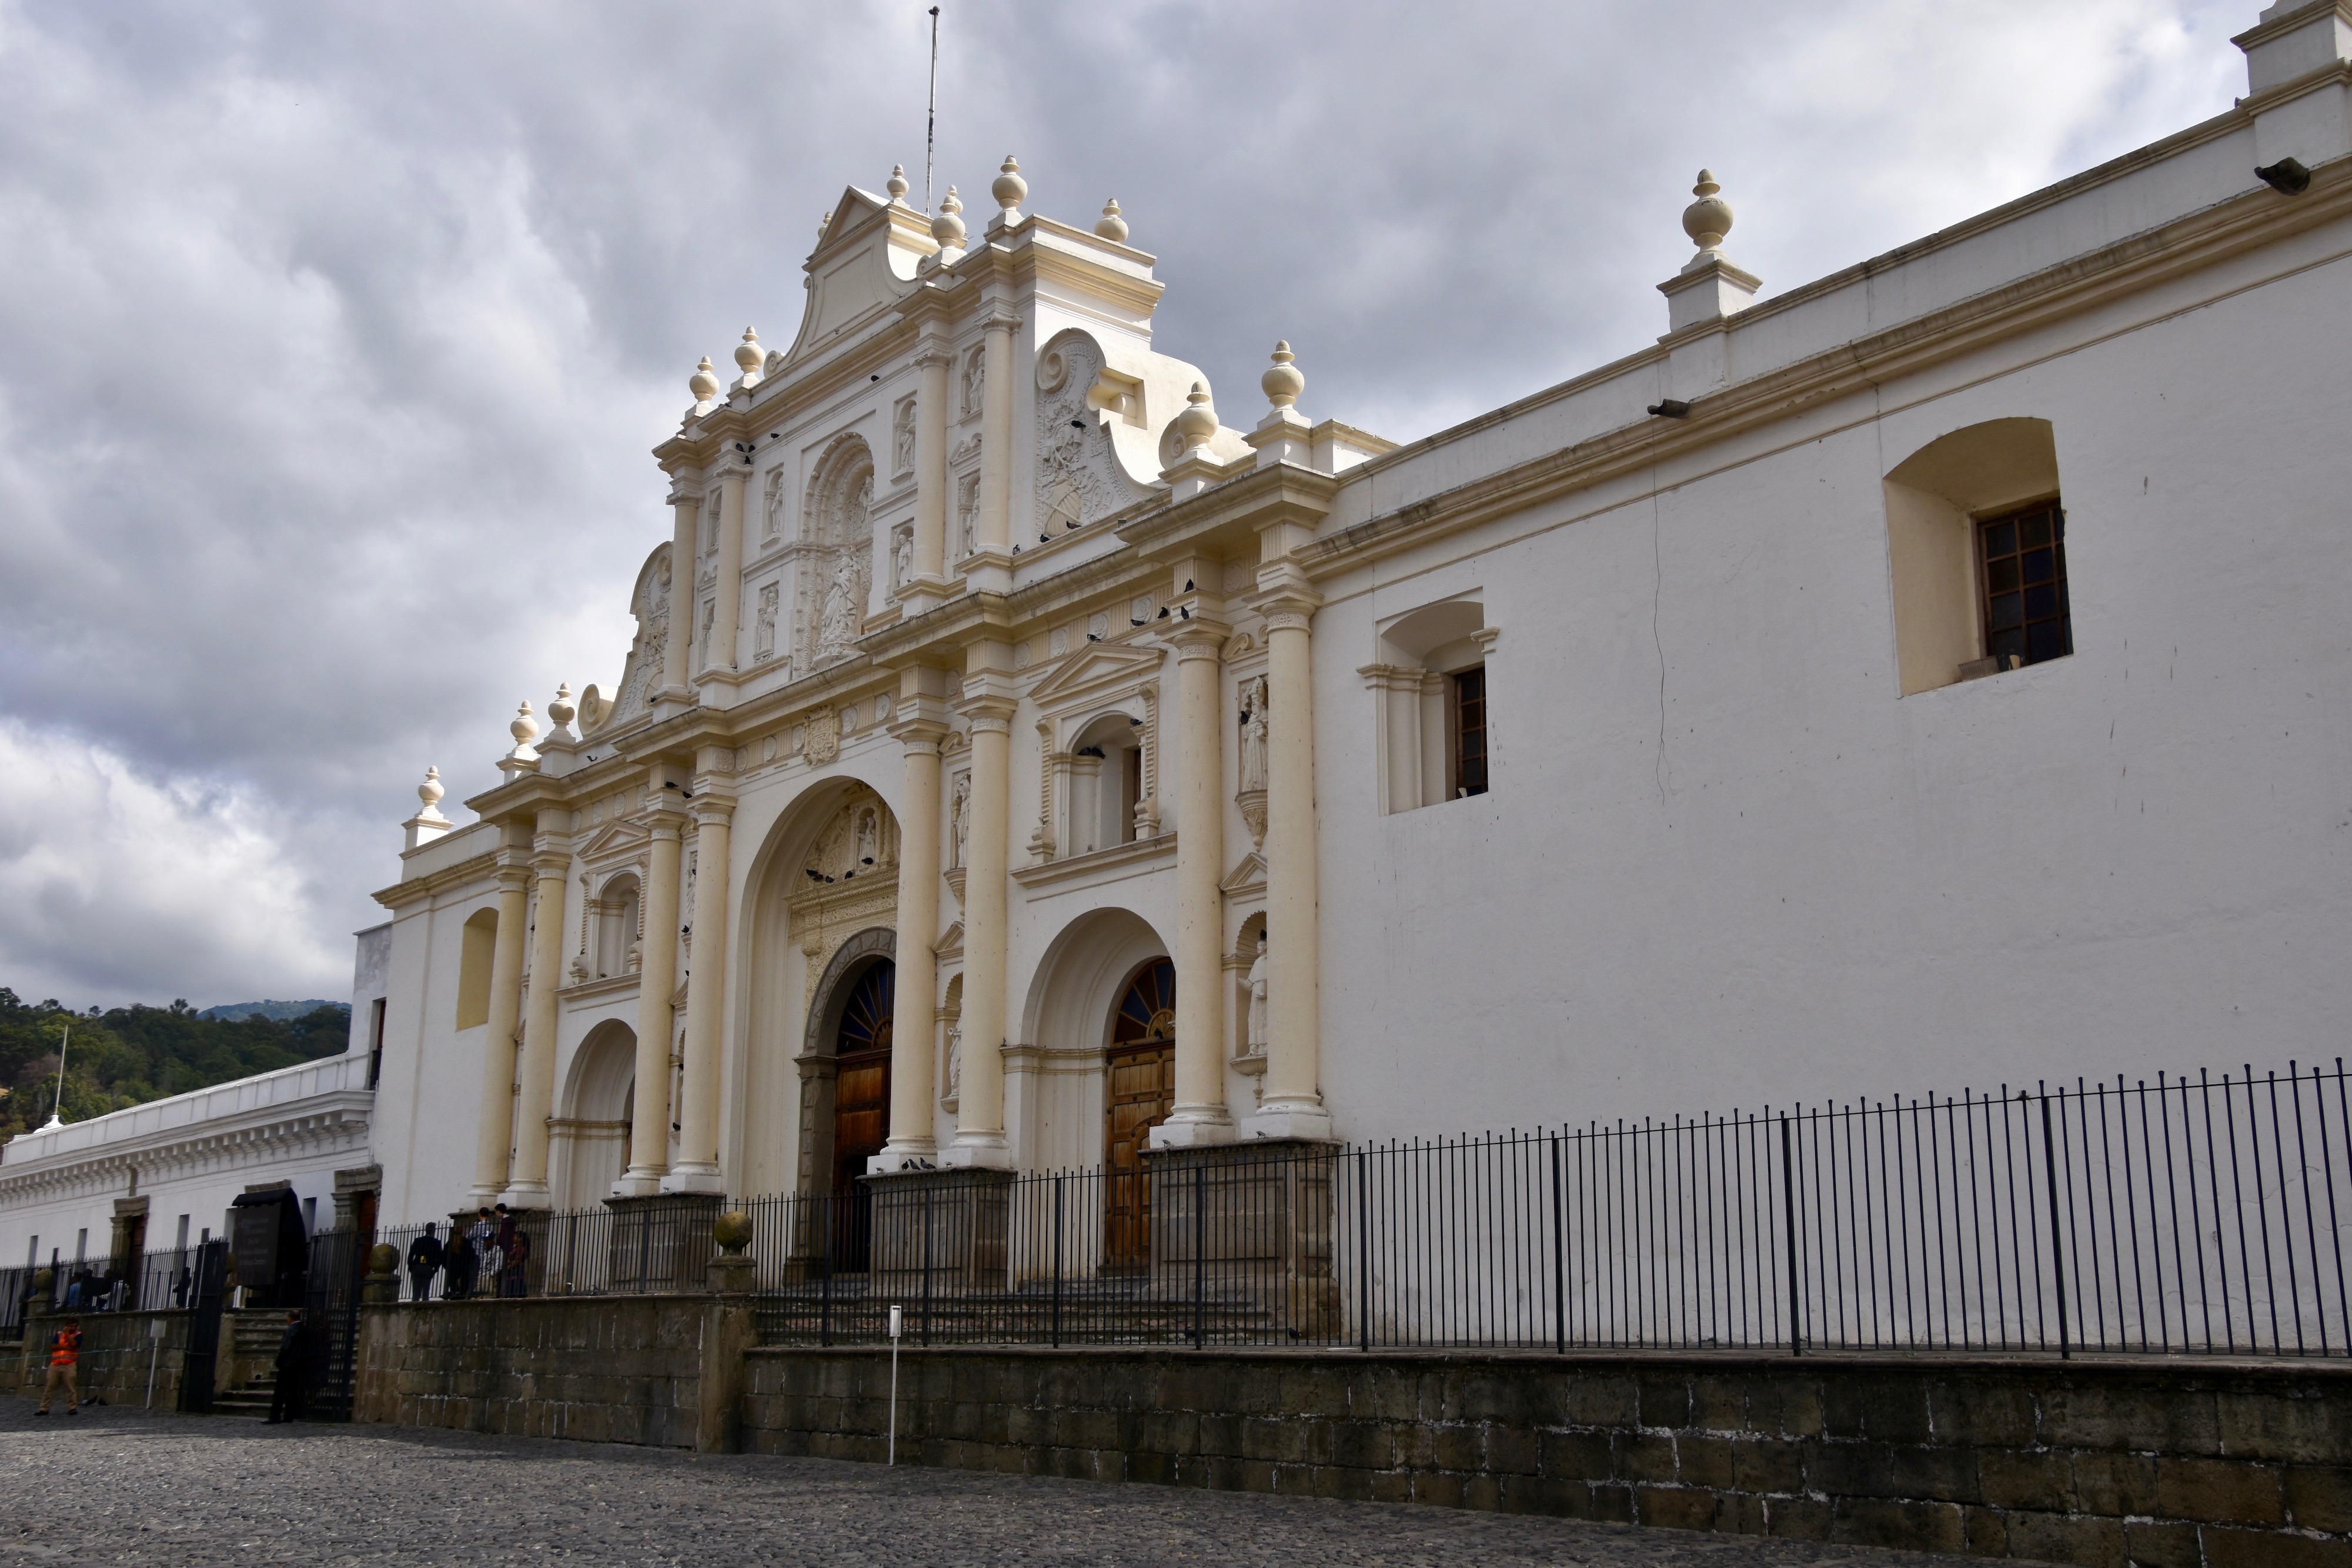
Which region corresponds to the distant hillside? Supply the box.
[198,999,348,1024]
[0,991,350,1142]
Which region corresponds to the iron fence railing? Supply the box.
[370,1058,2350,1358]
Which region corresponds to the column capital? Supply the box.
[1255,559,1322,621]
[645,812,685,844]
[981,310,1021,336]
[888,713,952,750]
[528,847,572,877]
[494,860,533,892]
[912,345,955,370]
[1167,617,1231,663]
[688,791,737,827]
[955,693,1018,734]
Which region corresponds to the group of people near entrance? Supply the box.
[400,1206,530,1302]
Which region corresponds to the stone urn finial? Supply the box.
[417,765,446,815]
[1175,382,1218,459]
[547,683,577,737]
[992,155,1027,223]
[1262,341,1304,410]
[688,356,720,409]
[1682,169,1733,258]
[886,163,910,204]
[932,186,967,254]
[733,326,763,380]
[507,701,540,763]
[1095,198,1128,243]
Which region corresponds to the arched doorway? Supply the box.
[555,1021,637,1209]
[1104,958,1175,1270]
[800,926,897,1272]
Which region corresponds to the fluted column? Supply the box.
[469,855,531,1203]
[1155,613,1234,1146]
[701,468,747,678]
[977,314,1016,554]
[616,787,685,1195]
[946,670,1015,1166]
[503,810,573,1208]
[1255,574,1332,1140]
[663,768,735,1195]
[907,345,951,607]
[660,491,697,699]
[881,712,948,1165]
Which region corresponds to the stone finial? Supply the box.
[1682,169,1733,262]
[1261,342,1304,410]
[1095,198,1128,243]
[992,155,1027,223]
[886,163,910,204]
[689,356,720,410]
[733,327,763,380]
[816,209,831,243]
[405,765,452,850]
[1175,382,1218,459]
[507,701,540,762]
[932,186,967,256]
[417,766,449,819]
[547,683,578,740]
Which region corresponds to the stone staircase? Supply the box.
[209,1312,296,1417]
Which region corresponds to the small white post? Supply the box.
[145,1315,166,1408]
[887,1303,904,1466]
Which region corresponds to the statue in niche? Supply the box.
[950,771,971,867]
[818,553,861,659]
[699,599,716,665]
[943,1022,961,1105]
[891,399,916,477]
[961,345,984,417]
[854,806,881,867]
[763,470,785,540]
[754,583,779,661]
[1238,676,1270,793]
[956,473,979,559]
[1246,932,1269,1055]
[893,526,913,596]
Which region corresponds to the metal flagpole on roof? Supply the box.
[924,6,941,211]
[39,1023,68,1131]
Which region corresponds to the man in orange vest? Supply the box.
[36,1316,81,1416]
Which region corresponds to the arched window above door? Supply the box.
[1112,958,1175,1045]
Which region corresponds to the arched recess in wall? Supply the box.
[1883,417,2065,695]
[738,775,903,1202]
[799,432,876,672]
[1018,907,1170,1175]
[455,907,498,1030]
[1365,593,1494,814]
[594,872,640,980]
[555,1019,636,1209]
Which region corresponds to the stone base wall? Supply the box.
[352,1296,755,1451]
[740,1346,2351,1567]
[4,1311,191,1410]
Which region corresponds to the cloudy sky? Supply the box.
[0,0,2252,1009]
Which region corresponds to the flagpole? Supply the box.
[41,1023,68,1131]
[924,6,941,212]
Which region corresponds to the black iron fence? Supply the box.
[370,1059,2347,1359]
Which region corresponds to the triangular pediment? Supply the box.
[934,921,964,961]
[1026,639,1164,708]
[789,187,938,363]
[577,820,650,863]
[1220,851,1265,898]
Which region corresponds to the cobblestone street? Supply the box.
[0,1401,1990,1567]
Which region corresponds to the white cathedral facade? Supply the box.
[6,2,2351,1251]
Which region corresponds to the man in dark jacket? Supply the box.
[443,1230,476,1300]
[266,1312,308,1424]
[406,1224,443,1302]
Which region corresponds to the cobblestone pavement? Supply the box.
[0,1400,1983,1567]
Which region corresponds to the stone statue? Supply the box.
[950,772,971,868]
[956,474,979,559]
[891,399,916,476]
[893,527,914,594]
[1239,676,1270,793]
[1246,934,1269,1055]
[854,806,881,866]
[943,1022,961,1105]
[818,552,860,658]
[961,345,984,417]
[753,583,779,661]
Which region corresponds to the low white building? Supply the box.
[6,3,2348,1255]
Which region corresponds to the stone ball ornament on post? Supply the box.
[707,1209,755,1293]
[363,1243,402,1305]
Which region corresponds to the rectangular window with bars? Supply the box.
[1451,666,1488,798]
[1979,501,2072,667]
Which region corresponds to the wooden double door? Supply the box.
[1104,959,1176,1270]
[830,959,894,1272]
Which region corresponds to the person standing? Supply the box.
[501,1224,531,1298]
[35,1317,81,1416]
[266,1312,307,1424]
[405,1223,443,1302]
[443,1228,476,1300]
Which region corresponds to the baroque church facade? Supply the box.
[5,3,2350,1256]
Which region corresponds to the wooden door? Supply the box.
[1103,960,1175,1271]
[829,960,894,1271]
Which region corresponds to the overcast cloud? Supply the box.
[0,0,2249,1008]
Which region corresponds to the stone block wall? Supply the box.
[6,1310,190,1410]
[352,1296,756,1451]
[739,1346,2350,1567]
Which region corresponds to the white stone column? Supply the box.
[977,313,1016,555]
[946,664,1014,1166]
[616,783,685,1196]
[469,853,531,1203]
[503,810,572,1208]
[660,489,697,700]
[701,468,747,678]
[663,758,734,1195]
[1154,607,1234,1148]
[907,345,951,608]
[880,705,947,1165]
[1254,571,1332,1141]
